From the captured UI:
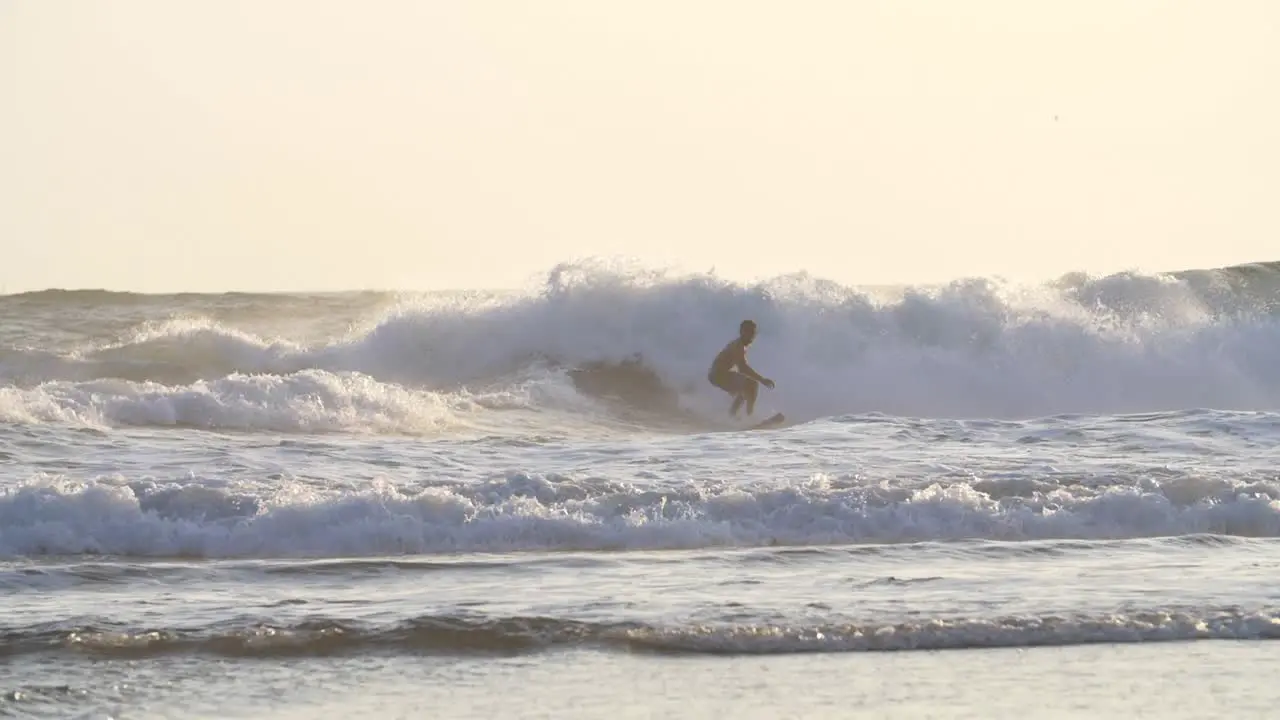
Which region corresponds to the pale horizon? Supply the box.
[3,1,1277,294]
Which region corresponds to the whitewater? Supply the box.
[4,260,1280,718]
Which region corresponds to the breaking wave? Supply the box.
[0,369,527,434]
[5,259,1280,425]
[4,469,1279,559]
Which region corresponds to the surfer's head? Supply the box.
[739,319,757,344]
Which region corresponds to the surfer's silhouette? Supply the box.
[708,320,775,417]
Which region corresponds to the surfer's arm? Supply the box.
[736,357,775,388]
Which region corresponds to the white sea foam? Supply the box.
[4,471,1278,559]
[6,261,1280,424]
[621,609,1280,653]
[0,370,473,434]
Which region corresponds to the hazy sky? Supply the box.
[2,1,1277,293]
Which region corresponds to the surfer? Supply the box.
[707,320,775,417]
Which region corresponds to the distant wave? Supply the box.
[3,608,1276,659]
[4,469,1279,559]
[4,259,1277,302]
[0,288,396,304]
[6,258,1280,424]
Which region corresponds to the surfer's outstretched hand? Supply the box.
[762,378,776,389]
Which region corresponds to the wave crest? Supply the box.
[4,470,1280,559]
[8,260,1280,422]
[5,608,1277,659]
[0,370,468,434]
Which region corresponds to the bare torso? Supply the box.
[709,339,745,377]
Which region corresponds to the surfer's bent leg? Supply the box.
[709,371,753,417]
[706,368,752,415]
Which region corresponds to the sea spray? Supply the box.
[5,260,1280,424]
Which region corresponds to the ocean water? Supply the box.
[4,260,1280,719]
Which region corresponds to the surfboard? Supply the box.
[748,412,786,430]
[701,411,787,434]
